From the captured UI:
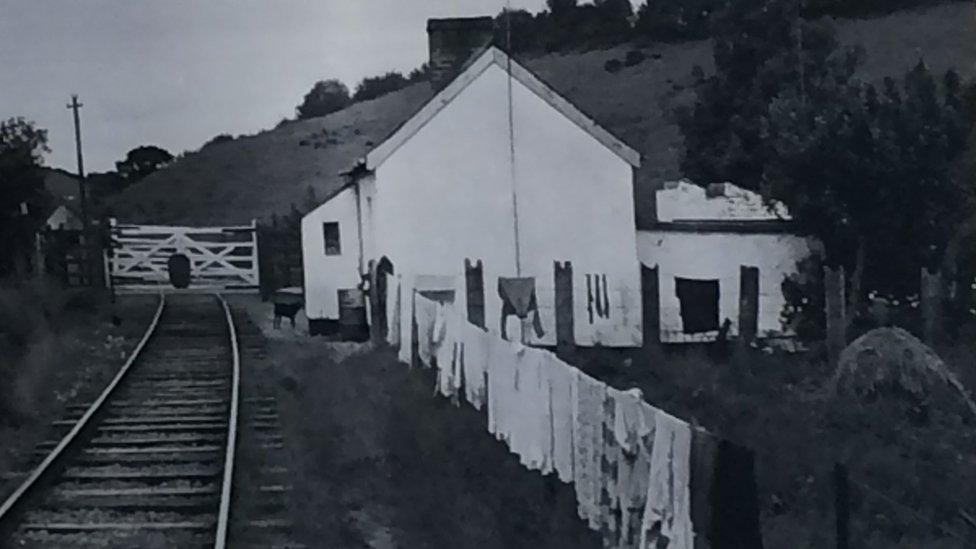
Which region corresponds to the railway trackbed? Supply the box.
[0,294,241,548]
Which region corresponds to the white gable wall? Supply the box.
[367,61,641,346]
[509,71,642,346]
[638,230,814,342]
[301,187,361,320]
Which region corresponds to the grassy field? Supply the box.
[107,2,976,227]
[0,283,157,490]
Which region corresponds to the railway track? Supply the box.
[0,294,241,548]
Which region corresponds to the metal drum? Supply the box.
[337,288,369,341]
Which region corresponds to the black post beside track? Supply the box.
[0,294,241,549]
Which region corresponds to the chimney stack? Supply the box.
[426,17,495,88]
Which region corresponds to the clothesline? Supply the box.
[383,274,764,549]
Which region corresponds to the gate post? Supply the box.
[738,266,759,347]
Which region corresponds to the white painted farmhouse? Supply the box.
[638,180,817,343]
[302,43,644,347]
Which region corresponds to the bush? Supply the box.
[604,58,623,73]
[353,72,409,103]
[624,49,647,67]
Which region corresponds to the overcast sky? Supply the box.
[3,0,626,173]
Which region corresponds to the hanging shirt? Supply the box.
[574,372,608,530]
[615,402,657,549]
[640,409,693,549]
[398,280,415,365]
[546,352,577,484]
[498,277,545,340]
[460,322,490,410]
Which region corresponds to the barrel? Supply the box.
[337,288,369,342]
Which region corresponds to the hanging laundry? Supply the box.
[509,346,552,473]
[573,372,608,530]
[594,274,605,318]
[398,279,415,365]
[546,352,577,484]
[460,322,489,410]
[689,428,718,549]
[433,303,461,399]
[708,439,764,549]
[498,277,545,340]
[613,402,657,549]
[639,409,693,549]
[586,274,595,324]
[601,274,611,319]
[415,294,440,367]
[486,334,520,444]
[385,273,400,347]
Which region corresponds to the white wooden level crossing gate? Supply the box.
[107,219,260,293]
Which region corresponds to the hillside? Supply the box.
[108,1,976,226]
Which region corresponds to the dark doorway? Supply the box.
[675,278,720,334]
[641,264,660,345]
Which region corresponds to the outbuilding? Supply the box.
[302,41,644,347]
[638,180,817,343]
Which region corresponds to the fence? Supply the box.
[107,219,259,293]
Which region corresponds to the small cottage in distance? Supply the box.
[638,180,818,343]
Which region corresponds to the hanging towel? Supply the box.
[498,277,545,340]
[546,353,577,483]
[433,303,460,399]
[508,346,551,473]
[398,280,415,365]
[602,274,611,319]
[460,322,489,410]
[415,295,439,367]
[640,409,693,549]
[573,372,608,530]
[486,334,520,444]
[385,273,400,347]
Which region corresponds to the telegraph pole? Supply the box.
[67,95,89,231]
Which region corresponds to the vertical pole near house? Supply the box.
[68,95,91,285]
[824,265,846,366]
[738,266,760,347]
[834,462,850,549]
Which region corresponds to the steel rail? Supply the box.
[0,292,167,522]
[212,294,241,549]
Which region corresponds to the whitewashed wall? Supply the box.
[301,187,361,320]
[638,230,814,343]
[367,62,642,346]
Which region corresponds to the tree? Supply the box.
[353,72,409,102]
[295,79,351,120]
[634,0,717,43]
[0,117,49,275]
[681,0,975,307]
[115,145,173,184]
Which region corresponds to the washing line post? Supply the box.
[834,462,850,549]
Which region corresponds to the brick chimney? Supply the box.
[426,17,495,88]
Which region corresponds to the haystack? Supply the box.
[833,327,976,418]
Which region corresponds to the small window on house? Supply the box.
[323,222,341,255]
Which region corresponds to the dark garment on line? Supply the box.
[600,274,610,318]
[586,274,595,323]
[498,277,545,340]
[709,439,764,549]
[675,278,720,334]
[594,274,604,318]
[690,428,718,549]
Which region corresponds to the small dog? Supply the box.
[273,302,302,329]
